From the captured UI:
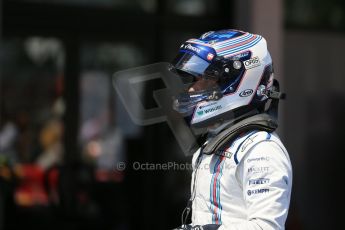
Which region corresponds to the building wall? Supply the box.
[284,30,345,229]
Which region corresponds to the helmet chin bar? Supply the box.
[173,87,223,116]
[192,105,260,129]
[192,80,286,130]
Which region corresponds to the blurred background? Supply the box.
[0,0,344,229]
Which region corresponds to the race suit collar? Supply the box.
[203,113,278,155]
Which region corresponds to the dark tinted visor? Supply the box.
[172,52,210,77]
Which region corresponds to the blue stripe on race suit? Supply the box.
[233,131,259,165]
[210,155,226,224]
[266,132,271,140]
[209,131,267,223]
[230,133,244,148]
[214,33,253,49]
[210,156,221,223]
[216,157,226,223]
[209,132,245,223]
[219,36,262,56]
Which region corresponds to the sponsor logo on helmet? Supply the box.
[204,105,222,114]
[244,56,261,69]
[182,44,201,53]
[239,89,253,97]
[196,105,222,116]
[207,53,214,61]
[200,31,215,39]
[229,51,251,60]
[199,102,217,109]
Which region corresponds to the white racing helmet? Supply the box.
[170,29,283,128]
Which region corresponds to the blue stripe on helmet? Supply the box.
[218,36,262,56]
[219,36,262,56]
[214,33,253,49]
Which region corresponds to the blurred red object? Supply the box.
[95,169,124,183]
[14,164,49,207]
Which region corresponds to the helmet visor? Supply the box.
[171,73,221,116]
[171,52,222,116]
[172,51,210,77]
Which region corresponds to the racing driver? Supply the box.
[171,29,292,230]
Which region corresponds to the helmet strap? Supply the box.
[266,79,286,119]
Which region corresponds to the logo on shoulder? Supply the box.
[248,178,270,186]
[247,188,269,196]
[241,133,259,151]
[247,156,270,163]
[239,89,253,97]
[215,150,233,159]
[244,56,261,69]
[248,166,269,174]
